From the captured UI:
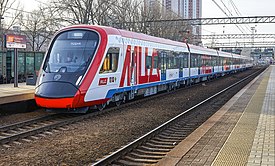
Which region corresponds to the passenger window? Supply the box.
[153,56,158,69]
[146,56,152,69]
[100,47,119,73]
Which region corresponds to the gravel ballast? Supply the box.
[0,68,263,165]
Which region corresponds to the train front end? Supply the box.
[35,26,107,113]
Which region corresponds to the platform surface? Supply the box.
[157,66,275,166]
[0,83,35,105]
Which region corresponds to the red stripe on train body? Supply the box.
[120,46,160,87]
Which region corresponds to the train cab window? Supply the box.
[44,30,99,73]
[100,47,120,73]
[146,56,152,69]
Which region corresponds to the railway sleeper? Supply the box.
[114,159,153,166]
[128,151,165,159]
[153,137,182,143]
[157,134,185,140]
[149,139,178,145]
[162,127,187,132]
[162,131,188,136]
[144,142,175,149]
[168,126,189,131]
[173,122,188,127]
[139,145,171,152]
[134,149,168,156]
[8,130,19,134]
[128,152,165,159]
[161,131,187,137]
[1,132,13,136]
[123,155,160,164]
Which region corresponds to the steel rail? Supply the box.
[93,68,264,165]
[0,68,264,148]
[0,83,188,145]
[0,114,61,132]
[0,111,106,144]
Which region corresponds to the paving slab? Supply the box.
[157,66,275,166]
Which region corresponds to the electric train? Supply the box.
[34,25,253,113]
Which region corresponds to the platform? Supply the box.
[0,83,35,105]
[157,65,275,166]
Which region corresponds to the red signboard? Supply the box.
[98,78,108,85]
[5,34,27,49]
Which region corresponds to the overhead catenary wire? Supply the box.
[228,0,251,33]
[220,0,248,34]
[212,0,246,34]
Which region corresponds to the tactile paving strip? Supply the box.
[212,67,271,165]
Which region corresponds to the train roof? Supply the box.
[188,44,218,56]
[62,25,188,49]
[60,25,250,59]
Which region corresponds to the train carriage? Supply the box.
[188,45,219,82]
[35,25,252,113]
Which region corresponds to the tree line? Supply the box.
[0,0,193,52]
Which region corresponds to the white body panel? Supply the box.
[190,68,199,77]
[214,66,221,73]
[166,69,179,80]
[183,68,189,77]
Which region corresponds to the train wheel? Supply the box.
[115,100,122,107]
[97,103,106,111]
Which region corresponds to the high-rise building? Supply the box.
[144,0,202,44]
[163,0,201,19]
[144,0,163,12]
[163,0,201,35]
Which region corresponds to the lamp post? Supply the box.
[0,16,4,50]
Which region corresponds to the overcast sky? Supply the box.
[201,0,275,45]
[202,0,275,34]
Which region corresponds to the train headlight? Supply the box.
[75,75,83,86]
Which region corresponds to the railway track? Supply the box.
[93,68,265,165]
[0,83,195,146]
[0,68,264,149]
[0,113,80,145]
[0,73,219,146]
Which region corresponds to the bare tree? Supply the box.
[0,0,16,26]
[49,0,114,25]
[44,0,192,43]
[18,6,58,51]
[110,0,144,32]
[0,0,22,49]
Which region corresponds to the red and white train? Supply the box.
[35,25,253,113]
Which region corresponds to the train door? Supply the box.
[160,51,167,80]
[130,47,137,86]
